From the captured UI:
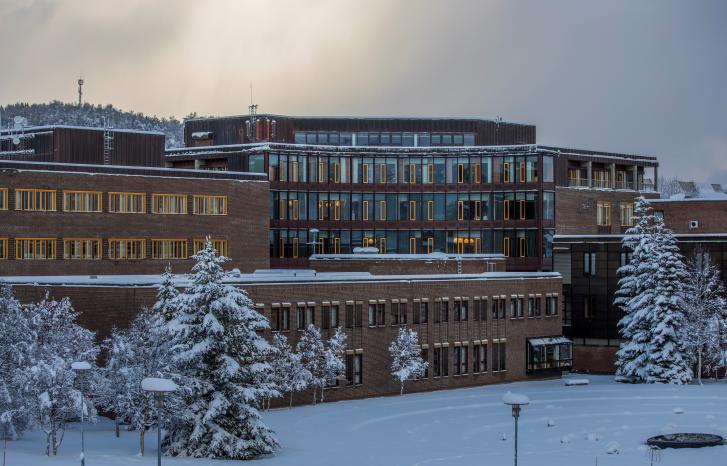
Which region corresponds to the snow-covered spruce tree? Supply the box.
[682,246,727,384]
[643,221,691,384]
[296,324,327,404]
[389,327,428,395]
[97,307,172,454]
[321,327,347,402]
[270,333,310,408]
[615,197,659,380]
[0,285,32,439]
[153,265,179,322]
[15,294,98,455]
[164,241,278,459]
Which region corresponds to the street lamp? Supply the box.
[141,378,177,466]
[503,392,529,466]
[71,361,92,466]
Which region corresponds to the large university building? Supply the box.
[0,113,669,400]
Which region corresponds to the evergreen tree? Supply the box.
[682,246,727,384]
[389,327,428,395]
[296,325,326,404]
[643,221,691,384]
[615,197,657,380]
[165,241,278,459]
[269,333,310,408]
[153,265,179,322]
[322,328,347,401]
[0,285,31,439]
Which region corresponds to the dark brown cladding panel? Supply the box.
[184,115,536,147]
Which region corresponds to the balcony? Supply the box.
[591,178,612,189]
[639,179,655,192]
[568,177,589,187]
[614,180,635,190]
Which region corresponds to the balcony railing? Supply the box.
[638,179,655,192]
[591,178,611,189]
[614,180,635,190]
[568,177,589,187]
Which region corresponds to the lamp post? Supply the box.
[141,378,177,466]
[503,392,529,466]
[71,361,92,466]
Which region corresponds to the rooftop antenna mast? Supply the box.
[77,77,84,106]
[247,83,258,143]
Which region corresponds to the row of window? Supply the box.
[268,154,554,185]
[582,251,632,278]
[272,228,554,258]
[596,201,634,227]
[293,131,477,147]
[268,296,559,331]
[272,191,553,222]
[0,238,228,260]
[0,188,227,215]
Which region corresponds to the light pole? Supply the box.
[503,392,529,466]
[71,361,92,466]
[141,378,177,466]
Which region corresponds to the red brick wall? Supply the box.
[654,200,727,234]
[9,274,563,404]
[0,170,269,274]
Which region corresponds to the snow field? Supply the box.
[5,375,726,466]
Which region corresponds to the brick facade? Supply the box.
[0,165,270,274]
[8,272,563,404]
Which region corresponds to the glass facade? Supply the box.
[294,131,476,147]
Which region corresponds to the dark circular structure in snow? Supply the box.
[647,433,723,449]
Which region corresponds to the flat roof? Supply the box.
[0,125,166,137]
[0,270,561,288]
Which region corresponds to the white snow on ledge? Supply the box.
[141,377,177,393]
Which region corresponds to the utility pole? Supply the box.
[77,78,84,106]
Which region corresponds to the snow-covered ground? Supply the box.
[5,375,726,465]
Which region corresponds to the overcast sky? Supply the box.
[1,0,725,183]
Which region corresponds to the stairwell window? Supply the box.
[15,238,56,259]
[193,195,227,215]
[596,202,611,226]
[63,238,101,260]
[109,192,145,213]
[152,194,188,214]
[63,191,102,212]
[108,238,145,260]
[15,189,56,211]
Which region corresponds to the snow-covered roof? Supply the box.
[652,182,727,202]
[0,125,166,137]
[0,269,561,288]
[184,113,532,126]
[528,336,572,346]
[310,252,506,261]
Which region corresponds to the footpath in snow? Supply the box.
[4,375,726,466]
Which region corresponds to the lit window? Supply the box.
[193,239,229,257]
[0,188,9,210]
[63,238,101,259]
[63,191,102,212]
[108,238,146,259]
[503,162,511,183]
[108,192,146,213]
[152,194,188,214]
[151,239,188,259]
[15,189,56,211]
[620,202,634,226]
[596,202,612,226]
[192,195,227,215]
[15,238,56,259]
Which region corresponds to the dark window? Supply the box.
[322,305,330,329]
[391,302,400,325]
[345,304,354,328]
[377,303,385,326]
[583,252,597,277]
[441,300,449,322]
[355,302,363,328]
[271,306,280,331]
[296,306,305,330]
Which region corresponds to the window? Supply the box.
[473,163,481,183]
[420,348,429,378]
[409,237,417,254]
[362,200,369,221]
[620,202,634,226]
[152,194,187,214]
[454,299,468,321]
[493,341,507,371]
[355,302,363,328]
[620,251,632,268]
[109,192,145,213]
[152,239,188,259]
[596,202,611,226]
[583,252,597,276]
[546,296,559,317]
[15,189,56,211]
[427,200,434,221]
[454,346,468,375]
[518,237,526,258]
[346,353,363,385]
[368,303,376,326]
[433,347,449,377]
[193,195,227,215]
[63,238,101,259]
[193,239,229,257]
[519,161,526,182]
[426,237,434,254]
[492,297,506,320]
[108,238,145,259]
[584,296,595,320]
[409,200,417,221]
[63,191,102,212]
[503,237,510,257]
[345,303,354,328]
[528,297,535,318]
[376,302,385,326]
[391,301,407,325]
[15,238,56,259]
[379,200,387,221]
[509,299,517,319]
[0,238,7,259]
[378,163,387,183]
[457,200,464,221]
[473,343,487,373]
[457,163,465,183]
[503,199,511,220]
[0,188,7,210]
[271,305,291,332]
[535,297,542,317]
[296,306,306,330]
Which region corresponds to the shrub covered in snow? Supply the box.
[388,327,428,395]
